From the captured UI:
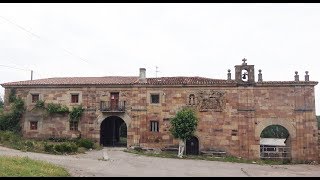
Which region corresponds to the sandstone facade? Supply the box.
[1,60,318,162]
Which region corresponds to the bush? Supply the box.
[0,97,25,133]
[24,140,35,150]
[48,137,70,142]
[35,100,45,109]
[69,106,85,122]
[44,143,55,153]
[0,131,21,144]
[76,138,94,149]
[46,103,69,115]
[54,142,78,154]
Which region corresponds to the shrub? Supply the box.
[24,140,35,149]
[35,100,45,109]
[0,131,22,144]
[46,103,69,115]
[69,106,84,122]
[0,97,25,133]
[76,138,94,149]
[8,88,16,103]
[44,143,55,153]
[54,142,78,154]
[48,137,70,142]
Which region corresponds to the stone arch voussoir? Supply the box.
[255,119,296,139]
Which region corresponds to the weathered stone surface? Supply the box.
[2,62,319,162]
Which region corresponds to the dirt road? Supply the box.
[0,146,319,177]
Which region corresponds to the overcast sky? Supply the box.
[0,3,319,114]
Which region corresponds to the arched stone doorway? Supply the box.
[100,116,127,147]
[186,136,199,155]
[259,125,291,160]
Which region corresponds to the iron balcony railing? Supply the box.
[100,101,126,112]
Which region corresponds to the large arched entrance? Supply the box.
[260,125,291,161]
[186,136,199,155]
[100,116,127,147]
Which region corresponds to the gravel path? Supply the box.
[0,146,319,177]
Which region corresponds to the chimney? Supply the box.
[139,68,147,83]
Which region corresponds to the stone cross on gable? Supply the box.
[242,58,247,65]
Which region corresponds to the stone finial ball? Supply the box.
[228,69,231,72]
[305,71,309,74]
[295,71,298,75]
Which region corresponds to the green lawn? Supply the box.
[0,156,70,177]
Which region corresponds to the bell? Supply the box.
[242,73,247,79]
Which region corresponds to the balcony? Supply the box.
[100,101,126,112]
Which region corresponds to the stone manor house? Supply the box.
[1,59,319,162]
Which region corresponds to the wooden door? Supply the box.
[110,92,119,111]
[186,136,199,155]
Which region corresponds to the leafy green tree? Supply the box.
[260,125,289,138]
[169,107,198,158]
[0,96,25,132]
[0,96,4,110]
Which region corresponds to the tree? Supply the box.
[0,96,3,114]
[0,96,3,110]
[169,107,198,158]
[260,125,289,138]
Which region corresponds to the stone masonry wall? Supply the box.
[3,84,318,162]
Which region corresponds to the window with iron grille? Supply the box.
[150,121,159,132]
[30,121,38,130]
[150,94,160,104]
[71,94,79,103]
[31,94,40,103]
[70,121,78,131]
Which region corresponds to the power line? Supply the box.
[0,64,30,71]
[0,15,89,64]
[0,64,33,80]
[0,15,41,39]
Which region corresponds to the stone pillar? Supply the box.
[305,71,309,81]
[227,69,231,80]
[258,69,263,82]
[294,71,299,81]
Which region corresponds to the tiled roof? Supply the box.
[1,76,235,87]
[146,77,235,85]
[1,76,139,86]
[1,76,317,87]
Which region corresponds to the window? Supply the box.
[70,121,78,131]
[31,94,39,103]
[150,94,160,104]
[71,94,79,103]
[150,121,159,132]
[30,121,38,130]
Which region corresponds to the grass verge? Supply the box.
[0,156,70,177]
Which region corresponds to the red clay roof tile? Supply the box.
[1,76,235,87]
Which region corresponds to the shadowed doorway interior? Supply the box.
[100,116,127,147]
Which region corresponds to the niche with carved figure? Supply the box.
[189,94,195,106]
